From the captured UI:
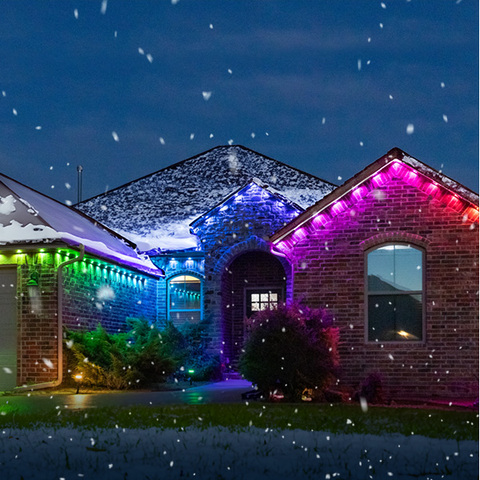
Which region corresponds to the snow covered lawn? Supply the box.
[1,426,477,479]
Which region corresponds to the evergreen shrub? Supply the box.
[239,303,340,401]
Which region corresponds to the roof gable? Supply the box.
[271,148,479,249]
[0,173,161,276]
[190,178,304,230]
[76,145,336,252]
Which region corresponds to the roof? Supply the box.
[76,145,336,252]
[190,178,304,230]
[271,147,479,246]
[0,173,162,277]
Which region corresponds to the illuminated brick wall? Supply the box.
[5,249,157,387]
[286,176,479,400]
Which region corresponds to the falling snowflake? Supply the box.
[202,91,212,101]
[406,124,414,135]
[112,131,119,142]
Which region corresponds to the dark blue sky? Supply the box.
[0,0,477,204]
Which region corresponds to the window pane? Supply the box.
[260,294,269,302]
[394,247,422,291]
[368,245,422,292]
[251,302,259,311]
[251,294,259,302]
[368,294,422,341]
[169,275,201,310]
[270,293,278,302]
[368,247,395,291]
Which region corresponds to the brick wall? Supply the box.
[289,177,479,399]
[192,183,297,361]
[14,250,158,386]
[222,251,287,366]
[61,259,157,333]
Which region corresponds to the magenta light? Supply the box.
[313,213,328,227]
[352,186,367,202]
[331,200,346,215]
[276,241,288,251]
[424,182,441,198]
[372,173,386,187]
[293,227,307,239]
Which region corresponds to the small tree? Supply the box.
[239,303,339,401]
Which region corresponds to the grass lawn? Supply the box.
[1,403,478,440]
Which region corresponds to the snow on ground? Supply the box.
[0,426,477,479]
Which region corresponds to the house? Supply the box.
[77,145,479,399]
[0,173,162,391]
[2,145,477,399]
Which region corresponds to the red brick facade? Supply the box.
[288,177,478,399]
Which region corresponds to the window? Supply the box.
[168,275,202,325]
[246,289,282,318]
[367,244,423,342]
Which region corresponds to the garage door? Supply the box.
[0,268,17,390]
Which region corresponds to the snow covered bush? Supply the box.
[65,318,176,389]
[239,303,339,401]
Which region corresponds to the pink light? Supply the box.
[313,213,328,227]
[447,194,464,212]
[424,182,439,197]
[389,161,410,180]
[276,241,288,251]
[331,200,346,216]
[372,173,386,187]
[352,186,367,202]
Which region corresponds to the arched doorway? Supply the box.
[221,250,288,370]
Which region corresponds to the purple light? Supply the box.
[424,182,441,198]
[331,200,346,216]
[372,173,386,187]
[276,241,288,251]
[293,227,307,240]
[313,213,328,227]
[352,186,367,202]
[405,170,420,186]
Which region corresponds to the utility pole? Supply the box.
[77,165,83,204]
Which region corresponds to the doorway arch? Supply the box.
[221,250,288,369]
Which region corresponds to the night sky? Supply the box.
[0,0,477,205]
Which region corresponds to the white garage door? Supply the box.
[0,268,17,391]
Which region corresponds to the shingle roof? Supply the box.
[76,145,336,252]
[0,173,161,276]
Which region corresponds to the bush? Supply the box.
[354,372,385,404]
[160,322,222,382]
[239,303,340,401]
[65,318,176,389]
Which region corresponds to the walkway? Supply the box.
[0,380,253,413]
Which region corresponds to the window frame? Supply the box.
[244,287,283,319]
[167,273,203,325]
[365,243,426,344]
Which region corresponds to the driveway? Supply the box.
[0,380,253,413]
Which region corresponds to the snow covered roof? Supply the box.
[0,173,162,277]
[271,147,479,245]
[190,178,304,230]
[77,145,336,252]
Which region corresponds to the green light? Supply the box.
[39,249,45,253]
[188,369,195,374]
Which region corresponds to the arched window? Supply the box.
[366,244,424,342]
[168,274,202,325]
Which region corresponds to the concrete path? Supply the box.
[0,380,253,413]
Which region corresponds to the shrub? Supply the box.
[65,318,176,389]
[354,372,385,404]
[239,303,339,401]
[160,322,222,382]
